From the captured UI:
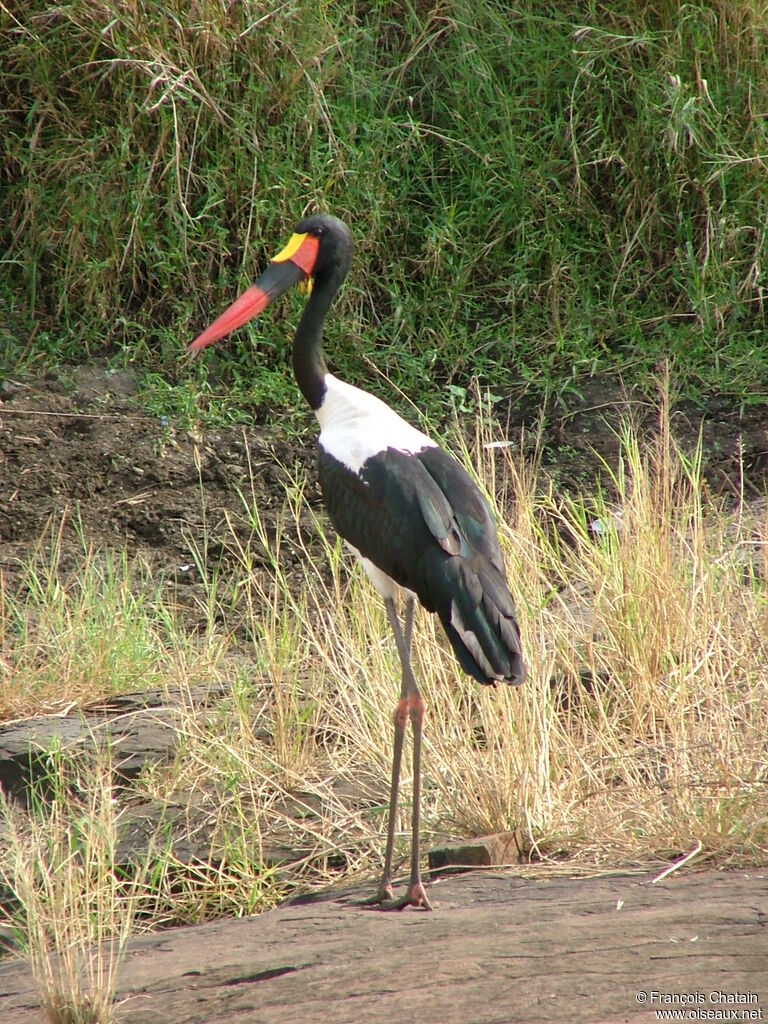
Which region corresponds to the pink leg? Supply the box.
[398,692,432,909]
[360,693,408,904]
[362,597,432,911]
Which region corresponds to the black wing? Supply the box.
[318,443,524,685]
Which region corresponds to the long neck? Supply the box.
[292,267,344,411]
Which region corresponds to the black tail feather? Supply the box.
[436,559,525,686]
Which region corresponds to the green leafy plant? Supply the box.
[3,2,768,418]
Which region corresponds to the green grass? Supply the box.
[3,1,768,421]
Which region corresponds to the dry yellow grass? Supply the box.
[2,403,767,1020]
[0,515,230,723]
[1,753,145,1024]
[164,402,768,879]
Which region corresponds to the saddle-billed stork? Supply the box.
[189,214,525,910]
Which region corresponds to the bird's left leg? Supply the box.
[374,595,433,912]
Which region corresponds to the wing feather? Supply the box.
[318,443,524,685]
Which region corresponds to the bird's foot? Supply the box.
[360,879,433,912]
[358,881,396,908]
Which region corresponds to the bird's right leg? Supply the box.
[361,596,413,905]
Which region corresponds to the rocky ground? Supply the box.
[1,868,766,1023]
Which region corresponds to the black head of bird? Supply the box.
[189,214,353,359]
[190,213,525,910]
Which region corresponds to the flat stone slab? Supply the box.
[0,684,234,796]
[1,869,765,1023]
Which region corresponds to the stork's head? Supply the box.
[188,214,354,353]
